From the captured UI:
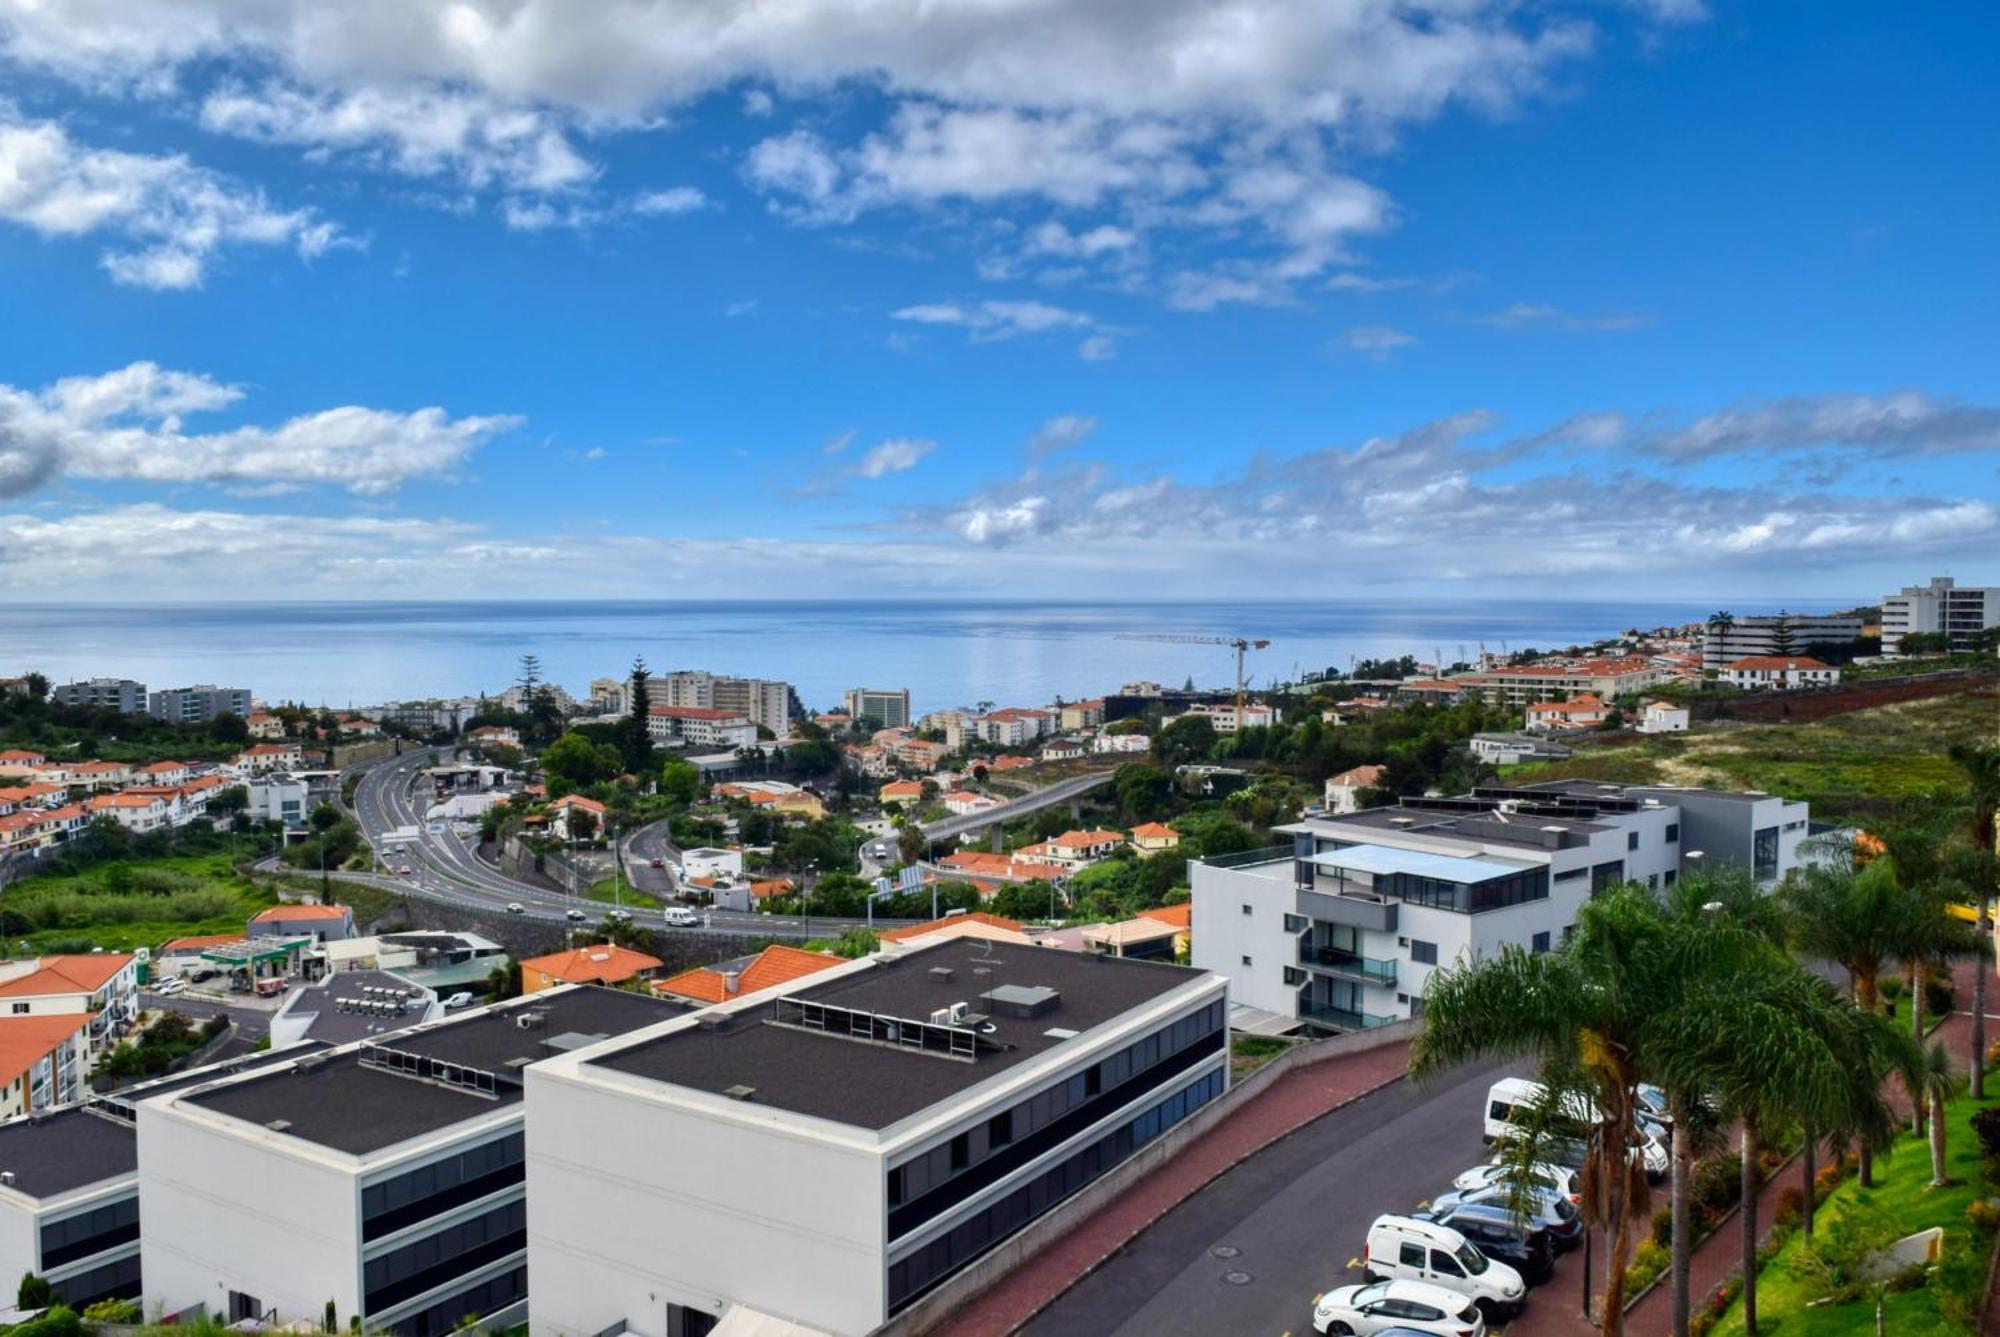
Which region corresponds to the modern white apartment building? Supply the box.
[1192,781,1809,1035]
[525,938,1229,1337]
[51,679,147,714]
[1699,614,1863,672]
[657,671,796,733]
[147,685,253,724]
[844,687,913,731]
[137,986,680,1336]
[646,706,759,750]
[1882,576,2000,654]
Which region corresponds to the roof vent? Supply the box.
[266,1119,293,1133]
[928,966,956,983]
[515,1011,548,1030]
[0,1171,14,1186]
[981,984,1061,1019]
[722,1084,757,1102]
[697,1012,729,1030]
[1388,816,1415,826]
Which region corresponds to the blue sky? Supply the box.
[0,0,1995,601]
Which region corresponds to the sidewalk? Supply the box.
[930,1039,1412,1337]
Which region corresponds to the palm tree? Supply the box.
[1919,1040,1958,1187]
[1948,741,2000,1099]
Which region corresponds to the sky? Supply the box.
[0,0,1995,604]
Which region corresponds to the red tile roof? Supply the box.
[1727,655,1832,671]
[1139,903,1192,929]
[1130,821,1180,841]
[878,911,1025,943]
[649,706,749,721]
[0,954,135,997]
[522,944,663,985]
[659,944,845,1003]
[0,1013,91,1088]
[250,904,352,922]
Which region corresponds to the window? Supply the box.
[1664,869,1678,887]
[1753,826,1780,882]
[949,1132,971,1170]
[1399,1242,1426,1268]
[1665,823,1680,842]
[1241,955,1253,967]
[1241,904,1253,916]
[1431,1249,1465,1278]
[1591,860,1625,893]
[1531,931,1551,954]
[667,1306,718,1337]
[1627,831,1640,851]
[1409,940,1438,966]
[1282,967,1306,987]
[9,1004,25,1015]
[987,1111,1014,1149]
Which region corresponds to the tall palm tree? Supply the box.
[1948,741,2000,1099]
[1919,1039,1958,1187]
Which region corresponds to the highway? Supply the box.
[917,768,1119,844]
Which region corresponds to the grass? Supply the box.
[1708,1091,1999,1336]
[584,876,663,907]
[0,852,276,953]
[1230,1034,1296,1080]
[1513,688,1998,821]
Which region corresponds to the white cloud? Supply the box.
[0,361,516,497]
[742,88,775,118]
[855,437,935,479]
[891,298,1096,342]
[1028,414,1097,463]
[631,185,708,215]
[1527,391,2000,465]
[1477,301,1653,332]
[1340,325,1418,359]
[0,108,345,289]
[1078,335,1117,362]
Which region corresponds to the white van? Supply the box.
[1484,1077,1669,1180]
[662,906,700,927]
[1362,1215,1524,1319]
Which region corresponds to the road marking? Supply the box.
[1344,1256,1361,1269]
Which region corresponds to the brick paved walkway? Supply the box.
[930,1039,1412,1337]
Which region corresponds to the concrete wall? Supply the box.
[524,1065,889,1337]
[876,1017,1419,1337]
[1189,860,1295,1016]
[138,1099,362,1323]
[0,1184,40,1300]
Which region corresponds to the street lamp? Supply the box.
[802,859,817,939]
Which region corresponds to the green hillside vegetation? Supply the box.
[0,852,275,953]
[1508,688,1996,820]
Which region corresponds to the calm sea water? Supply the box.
[0,599,1851,714]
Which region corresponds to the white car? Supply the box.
[662,906,700,927]
[506,902,526,914]
[154,977,189,996]
[1314,1279,1486,1336]
[1451,1160,1580,1203]
[442,991,476,1010]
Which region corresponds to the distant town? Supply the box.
[0,574,1992,1336]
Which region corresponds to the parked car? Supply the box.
[662,906,700,927]
[1450,1160,1580,1204]
[506,902,526,914]
[1430,1183,1582,1251]
[1412,1203,1554,1286]
[1313,1279,1486,1337]
[154,976,188,996]
[1483,1077,1670,1180]
[443,991,476,1010]
[1362,1216,1524,1317]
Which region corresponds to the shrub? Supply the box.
[1968,1197,2000,1232]
[1689,1154,1742,1219]
[1774,1184,1806,1229]
[1880,975,1906,1000]
[1689,1314,1717,1337]
[1758,1147,1787,1177]
[16,1272,52,1307]
[1651,1207,1674,1248]
[1816,1158,1849,1197]
[10,1307,84,1337]
[82,1298,141,1322]
[1925,973,1957,1018]
[1972,1107,2000,1159]
[1627,1239,1670,1294]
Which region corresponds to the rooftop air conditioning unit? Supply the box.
[516,1011,547,1030]
[947,1002,971,1025]
[929,1007,954,1025]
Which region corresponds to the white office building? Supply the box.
[1882,576,2000,654]
[525,938,1229,1336]
[137,986,681,1336]
[844,687,913,731]
[1192,781,1809,1035]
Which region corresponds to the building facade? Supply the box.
[844,688,912,731]
[645,707,759,750]
[657,672,795,733]
[52,680,147,714]
[147,685,253,724]
[1699,614,1863,672]
[1881,576,2000,654]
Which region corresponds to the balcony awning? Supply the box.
[1307,844,1538,885]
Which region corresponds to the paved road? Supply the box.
[918,769,1119,844]
[1023,1056,1601,1337]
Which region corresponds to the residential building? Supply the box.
[713,780,826,820]
[137,986,682,1335]
[1323,764,1387,815]
[520,945,663,994]
[1523,693,1611,733]
[653,945,843,1005]
[1016,829,1125,871]
[879,779,926,807]
[942,790,1003,817]
[0,1013,92,1117]
[523,938,1229,1336]
[1130,822,1181,853]
[1082,917,1181,961]
[1881,576,2000,654]
[1722,656,1841,691]
[249,904,358,943]
[1058,699,1106,731]
[1700,614,1864,672]
[1467,732,1573,766]
[499,682,577,717]
[66,760,132,791]
[0,749,45,777]
[844,688,912,731]
[646,706,758,750]
[376,698,482,735]
[681,847,744,880]
[945,708,1055,750]
[246,773,310,829]
[147,685,252,725]
[587,678,629,717]
[85,791,173,833]
[1191,780,1809,1035]
[247,712,286,740]
[1093,732,1149,755]
[233,742,304,774]
[1457,656,1670,707]
[135,761,192,788]
[891,737,949,771]
[51,679,146,714]
[1636,700,1691,734]
[657,671,796,733]
[0,955,139,1061]
[1170,702,1278,733]
[544,794,608,843]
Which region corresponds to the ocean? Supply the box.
[0,599,1853,715]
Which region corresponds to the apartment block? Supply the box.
[646,706,759,750]
[147,685,253,725]
[525,939,1228,1336]
[138,986,681,1336]
[1457,656,1671,707]
[51,679,147,714]
[1699,614,1863,672]
[844,687,912,731]
[657,671,796,733]
[1192,781,1809,1036]
[1882,576,2000,654]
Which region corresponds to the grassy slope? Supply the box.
[1711,1091,1997,1336]
[1510,689,1997,821]
[1,852,277,952]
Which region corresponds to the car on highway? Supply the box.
[1363,1216,1525,1315]
[397,865,415,876]
[650,857,665,869]
[565,908,587,922]
[1313,1279,1485,1336]
[662,906,700,927]
[506,902,525,914]
[1428,1183,1582,1251]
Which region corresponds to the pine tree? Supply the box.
[1770,613,1798,656]
[622,656,655,775]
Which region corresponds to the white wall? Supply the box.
[138,1100,362,1323]
[525,1064,888,1337]
[1190,860,1295,1016]
[0,1186,40,1298]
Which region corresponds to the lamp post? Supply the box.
[803,859,817,939]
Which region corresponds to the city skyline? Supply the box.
[1,2,1996,601]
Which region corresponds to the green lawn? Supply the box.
[0,852,276,953]
[584,876,662,907]
[1709,1092,1998,1335]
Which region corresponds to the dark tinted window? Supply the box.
[1399,1242,1425,1267]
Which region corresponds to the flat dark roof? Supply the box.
[184,987,681,1156]
[106,1039,332,1107]
[589,939,1206,1131]
[0,1108,137,1200]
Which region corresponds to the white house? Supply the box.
[1323,764,1387,815]
[1722,656,1840,692]
[1637,700,1691,734]
[1522,693,1611,733]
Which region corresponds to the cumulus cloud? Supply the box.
[855,437,935,479]
[1028,414,1098,464]
[0,108,345,288]
[1526,392,2000,466]
[0,361,517,497]
[631,185,709,215]
[1077,335,1117,362]
[891,298,1096,342]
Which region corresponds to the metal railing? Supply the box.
[1200,844,1292,870]
[1299,1002,1398,1033]
[1299,942,1398,986]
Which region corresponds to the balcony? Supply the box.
[1300,942,1398,987]
[1296,884,1398,933]
[1299,1002,1398,1033]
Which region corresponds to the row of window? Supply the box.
[41,1194,139,1270]
[361,1132,524,1241]
[364,1198,527,1313]
[887,1001,1224,1213]
[51,1251,140,1308]
[886,1067,1225,1312]
[1386,867,1550,914]
[387,1263,526,1337]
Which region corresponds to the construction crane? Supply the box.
[1115,633,1272,727]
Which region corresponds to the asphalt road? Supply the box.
[918,769,1119,844]
[1022,1055,1600,1337]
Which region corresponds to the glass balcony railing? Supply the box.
[1299,942,1398,986]
[1299,1002,1398,1032]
